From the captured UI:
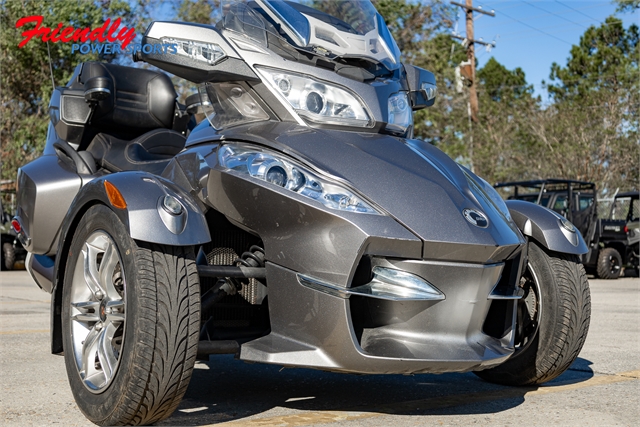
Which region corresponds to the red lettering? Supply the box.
[48,22,64,43]
[40,27,52,42]
[106,18,120,43]
[99,18,111,43]
[59,26,74,43]
[117,27,136,48]
[15,15,136,48]
[89,19,109,42]
[15,15,44,48]
[72,28,91,43]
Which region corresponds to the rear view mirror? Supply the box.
[138,21,259,84]
[404,64,437,110]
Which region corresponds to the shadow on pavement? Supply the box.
[158,355,595,426]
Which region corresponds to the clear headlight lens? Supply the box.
[386,92,412,134]
[161,37,226,65]
[218,144,382,215]
[256,68,372,128]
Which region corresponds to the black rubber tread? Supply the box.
[120,242,200,425]
[3,242,15,270]
[475,243,591,386]
[61,205,200,426]
[596,247,622,280]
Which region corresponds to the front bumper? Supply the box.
[239,257,519,374]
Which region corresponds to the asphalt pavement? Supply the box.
[1,270,638,426]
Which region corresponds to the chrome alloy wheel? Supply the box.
[69,230,126,393]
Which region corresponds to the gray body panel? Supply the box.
[184,121,525,263]
[506,200,588,255]
[16,155,82,255]
[160,126,528,373]
[239,261,514,374]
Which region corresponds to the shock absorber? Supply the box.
[231,245,265,289]
[200,246,265,313]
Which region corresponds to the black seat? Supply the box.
[77,62,184,174]
[87,129,186,175]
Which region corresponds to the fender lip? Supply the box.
[506,199,588,255]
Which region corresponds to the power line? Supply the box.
[499,18,604,37]
[476,1,613,30]
[496,9,573,45]
[554,0,601,23]
[521,0,589,29]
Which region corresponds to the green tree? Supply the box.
[542,16,639,191]
[0,0,132,185]
[615,0,640,13]
[472,58,539,183]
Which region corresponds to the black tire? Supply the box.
[3,242,15,270]
[61,205,200,425]
[475,242,591,386]
[597,247,622,279]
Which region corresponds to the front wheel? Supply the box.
[62,205,200,425]
[475,242,591,386]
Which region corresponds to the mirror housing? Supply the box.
[404,64,437,110]
[138,21,260,84]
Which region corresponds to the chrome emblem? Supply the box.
[463,208,489,228]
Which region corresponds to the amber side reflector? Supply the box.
[104,180,127,209]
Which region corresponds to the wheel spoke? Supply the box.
[71,301,100,323]
[97,323,117,380]
[105,299,125,323]
[99,241,120,299]
[83,242,106,298]
[80,326,101,380]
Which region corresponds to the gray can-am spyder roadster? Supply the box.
[14,1,590,425]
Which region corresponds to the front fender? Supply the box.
[50,171,210,354]
[506,200,588,255]
[70,172,210,246]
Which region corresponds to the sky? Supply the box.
[452,0,639,101]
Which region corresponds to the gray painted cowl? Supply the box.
[198,122,525,263]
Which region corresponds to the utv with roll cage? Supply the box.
[495,179,635,279]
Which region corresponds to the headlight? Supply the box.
[218,144,382,215]
[161,37,226,65]
[386,92,412,134]
[256,68,372,128]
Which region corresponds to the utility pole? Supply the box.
[450,1,495,123]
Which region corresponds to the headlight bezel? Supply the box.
[218,143,384,215]
[256,67,374,129]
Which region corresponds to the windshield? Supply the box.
[219,0,401,71]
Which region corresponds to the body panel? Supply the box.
[507,199,588,255]
[239,261,514,374]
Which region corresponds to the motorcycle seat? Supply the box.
[86,128,186,175]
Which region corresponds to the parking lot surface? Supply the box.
[1,270,638,426]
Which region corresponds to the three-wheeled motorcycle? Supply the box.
[13,1,590,425]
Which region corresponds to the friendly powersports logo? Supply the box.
[15,15,177,55]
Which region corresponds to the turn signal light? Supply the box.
[104,181,127,209]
